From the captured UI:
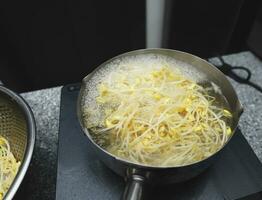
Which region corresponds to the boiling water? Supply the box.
[82,54,233,165]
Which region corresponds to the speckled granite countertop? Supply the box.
[18,51,262,200]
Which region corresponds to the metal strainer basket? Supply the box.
[0,85,35,200]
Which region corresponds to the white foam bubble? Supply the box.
[81,53,207,127]
[84,54,205,99]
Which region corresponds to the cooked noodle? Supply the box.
[0,136,20,199]
[84,59,232,167]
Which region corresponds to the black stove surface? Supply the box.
[56,83,262,200]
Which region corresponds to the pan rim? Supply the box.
[78,48,242,170]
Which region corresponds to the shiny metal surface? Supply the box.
[0,86,36,200]
[78,49,243,200]
[121,175,147,200]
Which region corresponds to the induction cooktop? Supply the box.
[56,83,262,200]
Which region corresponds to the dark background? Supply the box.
[166,0,260,57]
[0,0,261,92]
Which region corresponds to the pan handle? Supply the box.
[121,174,148,200]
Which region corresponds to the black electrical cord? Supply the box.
[214,56,262,93]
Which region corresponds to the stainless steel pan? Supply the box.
[0,85,35,200]
[77,49,243,200]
